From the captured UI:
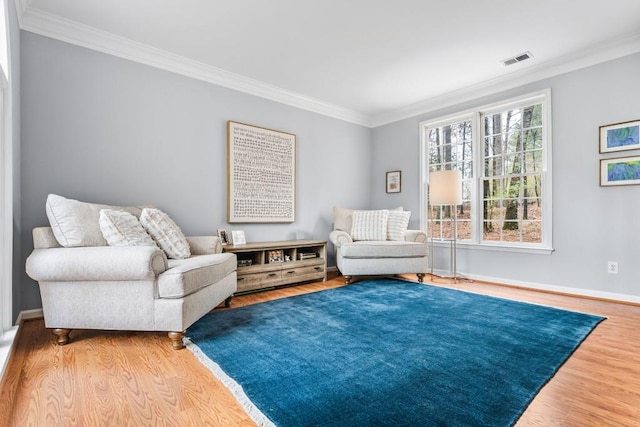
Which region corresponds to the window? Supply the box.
[421,90,552,253]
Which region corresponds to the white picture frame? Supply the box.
[231,230,246,245]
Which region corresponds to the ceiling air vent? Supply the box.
[502,51,533,66]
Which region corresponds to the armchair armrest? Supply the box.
[186,236,222,255]
[26,246,168,282]
[404,230,427,243]
[329,230,353,248]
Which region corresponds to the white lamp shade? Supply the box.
[429,170,462,205]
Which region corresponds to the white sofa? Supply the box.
[329,206,428,284]
[25,195,237,350]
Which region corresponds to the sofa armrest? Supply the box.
[329,230,353,248]
[404,230,427,243]
[26,246,168,282]
[186,236,222,255]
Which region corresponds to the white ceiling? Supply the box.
[17,0,640,126]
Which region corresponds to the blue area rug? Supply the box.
[186,279,604,427]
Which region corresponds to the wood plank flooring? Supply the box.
[1,273,639,426]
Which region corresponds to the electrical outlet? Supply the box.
[607,261,618,275]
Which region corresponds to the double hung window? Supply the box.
[421,90,552,252]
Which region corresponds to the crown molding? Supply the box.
[370,32,640,127]
[16,2,640,129]
[17,6,372,127]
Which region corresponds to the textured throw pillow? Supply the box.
[45,193,144,247]
[351,210,389,241]
[99,209,157,247]
[387,210,411,241]
[140,208,191,259]
[334,206,402,232]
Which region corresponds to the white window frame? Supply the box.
[420,89,553,255]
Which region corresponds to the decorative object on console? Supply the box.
[600,155,640,187]
[385,170,401,193]
[217,229,229,245]
[428,169,463,282]
[268,250,284,263]
[599,119,640,153]
[231,230,246,245]
[227,121,296,223]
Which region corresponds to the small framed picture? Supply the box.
[600,155,640,186]
[599,119,640,153]
[216,229,229,245]
[231,230,246,245]
[267,249,284,263]
[386,170,401,193]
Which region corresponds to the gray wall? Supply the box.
[19,32,372,314]
[372,52,640,299]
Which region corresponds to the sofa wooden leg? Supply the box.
[168,331,185,350]
[417,273,425,283]
[224,295,233,308]
[52,328,71,345]
[344,275,352,285]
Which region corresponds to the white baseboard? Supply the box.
[452,272,640,305]
[16,308,44,323]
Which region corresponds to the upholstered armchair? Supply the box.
[26,194,237,349]
[329,207,428,284]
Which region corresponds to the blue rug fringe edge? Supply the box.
[508,315,607,426]
[185,337,276,427]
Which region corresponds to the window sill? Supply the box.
[430,240,554,255]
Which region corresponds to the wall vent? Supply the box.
[502,51,533,66]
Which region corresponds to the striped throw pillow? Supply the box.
[387,211,411,241]
[351,210,389,241]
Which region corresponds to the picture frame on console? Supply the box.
[217,229,229,245]
[231,230,246,245]
[268,250,284,263]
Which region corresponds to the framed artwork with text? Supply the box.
[227,121,296,223]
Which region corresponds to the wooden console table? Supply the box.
[223,239,327,293]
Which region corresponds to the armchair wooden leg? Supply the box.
[52,328,71,345]
[168,331,185,350]
[417,273,425,283]
[224,295,233,308]
[344,275,352,285]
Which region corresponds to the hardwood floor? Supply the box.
[1,273,639,426]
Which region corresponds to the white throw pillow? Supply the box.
[99,209,157,247]
[387,211,411,241]
[45,193,144,247]
[351,210,389,241]
[140,208,191,259]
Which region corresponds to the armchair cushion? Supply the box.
[99,209,157,247]
[141,208,191,259]
[340,241,428,259]
[159,253,236,298]
[45,193,144,247]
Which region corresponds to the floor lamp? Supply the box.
[428,170,462,283]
